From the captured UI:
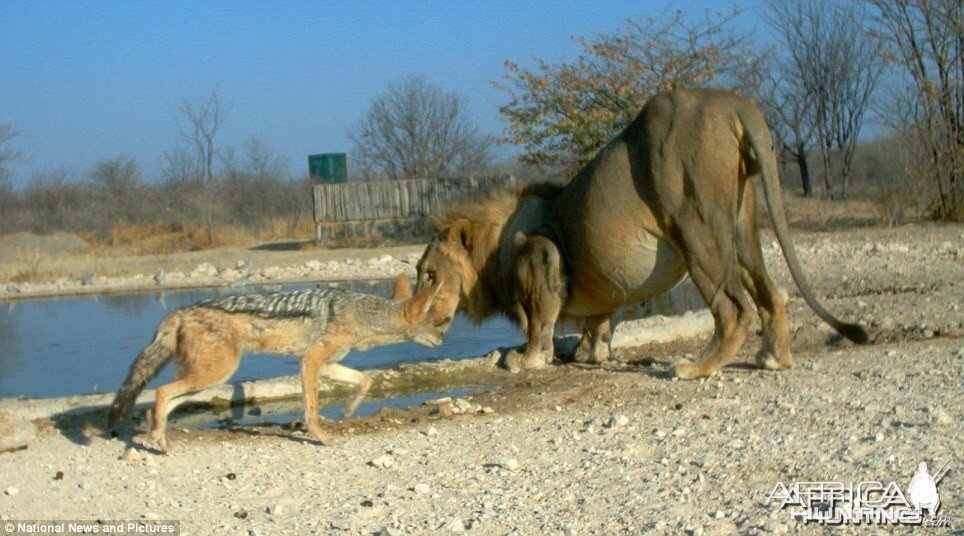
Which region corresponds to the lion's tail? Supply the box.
[107,312,181,428]
[737,106,869,344]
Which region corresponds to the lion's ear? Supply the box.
[445,218,473,251]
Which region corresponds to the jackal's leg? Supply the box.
[147,325,241,452]
[300,343,342,446]
[318,363,372,419]
[151,347,240,453]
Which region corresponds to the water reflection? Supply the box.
[0,279,703,400]
[0,281,524,399]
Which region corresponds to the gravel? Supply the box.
[0,224,960,534]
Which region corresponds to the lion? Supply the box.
[415,89,869,379]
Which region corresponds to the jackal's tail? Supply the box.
[107,313,181,428]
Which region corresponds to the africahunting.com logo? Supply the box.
[765,461,951,527]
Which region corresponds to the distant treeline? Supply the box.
[0,161,310,240]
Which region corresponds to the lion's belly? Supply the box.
[552,137,688,317]
[563,230,687,317]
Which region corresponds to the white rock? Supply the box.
[144,512,159,520]
[369,455,395,469]
[933,408,953,427]
[425,427,438,437]
[501,458,520,471]
[4,486,18,496]
[442,517,465,532]
[121,447,142,461]
[413,483,430,494]
[763,520,788,534]
[607,415,630,428]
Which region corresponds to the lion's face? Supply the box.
[415,226,474,333]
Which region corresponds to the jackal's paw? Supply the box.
[755,350,792,371]
[311,431,341,447]
[151,434,171,454]
[673,361,705,380]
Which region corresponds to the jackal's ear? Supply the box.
[444,218,473,251]
[392,273,413,300]
[404,277,444,325]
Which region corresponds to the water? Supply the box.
[0,279,704,400]
[0,280,524,399]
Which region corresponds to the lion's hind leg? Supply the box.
[572,314,613,364]
[736,179,792,371]
[670,220,755,380]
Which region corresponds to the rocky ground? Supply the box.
[0,223,961,535]
[0,240,428,300]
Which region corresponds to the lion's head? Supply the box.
[414,219,477,332]
[415,182,565,332]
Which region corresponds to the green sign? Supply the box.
[308,153,347,183]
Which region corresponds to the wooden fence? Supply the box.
[310,175,517,243]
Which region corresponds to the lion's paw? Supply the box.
[505,349,549,373]
[573,343,609,364]
[756,351,791,371]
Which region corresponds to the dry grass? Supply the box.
[99,221,253,256]
[253,218,316,242]
[756,194,880,232]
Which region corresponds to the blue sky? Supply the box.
[0,1,764,185]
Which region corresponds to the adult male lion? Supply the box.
[416,89,869,379]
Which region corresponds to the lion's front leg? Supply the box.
[504,234,566,373]
[572,314,613,364]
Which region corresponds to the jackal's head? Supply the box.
[402,277,446,348]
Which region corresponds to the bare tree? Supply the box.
[87,156,144,224]
[175,89,229,240]
[242,135,288,180]
[769,0,885,198]
[870,0,962,219]
[348,76,494,181]
[0,123,23,187]
[759,72,817,196]
[87,156,140,197]
[160,141,202,184]
[179,89,228,187]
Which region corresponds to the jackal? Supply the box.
[108,274,443,451]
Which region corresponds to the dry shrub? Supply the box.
[8,250,53,283]
[99,221,252,255]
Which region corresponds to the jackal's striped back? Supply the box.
[194,288,350,319]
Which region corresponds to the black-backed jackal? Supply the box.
[108,274,443,451]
